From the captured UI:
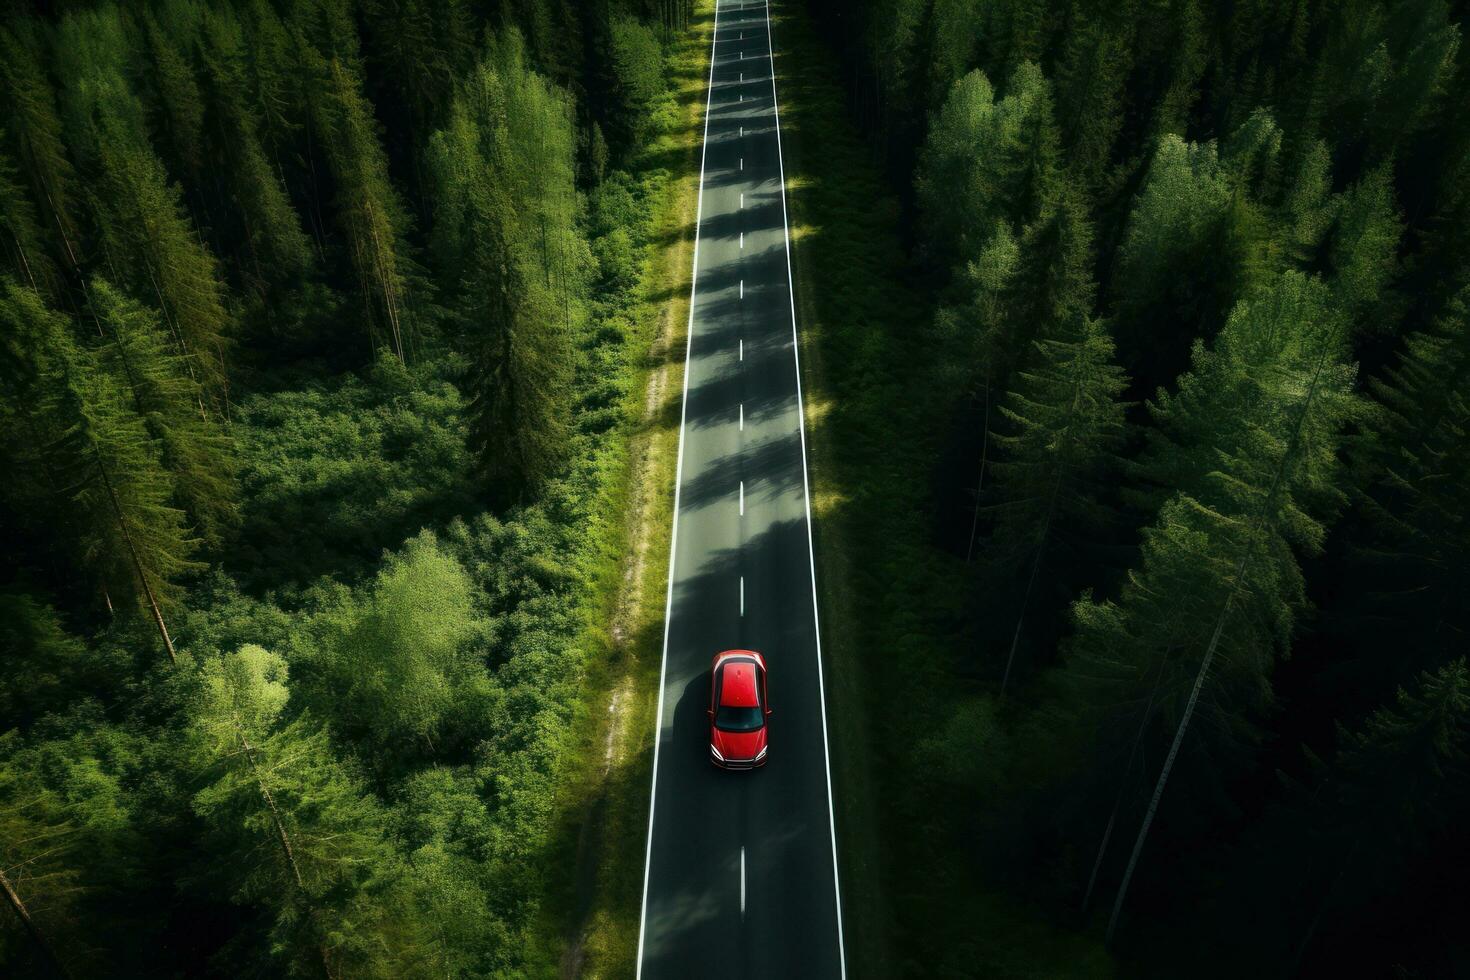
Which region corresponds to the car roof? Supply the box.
[719,660,759,707]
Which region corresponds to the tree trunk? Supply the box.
[964,368,992,563]
[96,452,176,664]
[0,868,70,978]
[1105,328,1340,944]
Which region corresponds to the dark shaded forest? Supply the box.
[0,0,693,974]
[799,0,1470,973]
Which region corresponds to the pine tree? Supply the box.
[1073,271,1362,939]
[916,63,1062,270]
[136,4,208,183]
[56,9,233,408]
[983,312,1129,692]
[0,136,55,294]
[1291,659,1470,964]
[306,44,411,362]
[188,645,439,976]
[1327,162,1403,333]
[89,278,237,549]
[428,31,587,503]
[1113,134,1267,391]
[0,20,82,274]
[1347,285,1470,678]
[198,4,312,296]
[1051,12,1133,198]
[0,281,201,660]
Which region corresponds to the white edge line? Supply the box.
[764,0,848,975]
[635,2,722,975]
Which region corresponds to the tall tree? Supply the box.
[188,644,440,976]
[428,31,587,503]
[0,20,82,275]
[89,278,237,549]
[56,8,233,408]
[0,281,200,660]
[983,311,1129,691]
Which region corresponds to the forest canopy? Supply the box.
[802,0,1470,973]
[0,0,692,974]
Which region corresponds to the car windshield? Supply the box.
[714,704,764,732]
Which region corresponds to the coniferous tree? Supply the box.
[0,20,82,275]
[983,312,1129,691]
[198,4,313,297]
[303,42,412,362]
[428,31,587,503]
[916,62,1061,271]
[89,278,237,549]
[188,645,440,976]
[56,9,233,408]
[0,280,200,660]
[1345,285,1470,682]
[1112,134,1268,390]
[1074,271,1361,936]
[0,137,54,294]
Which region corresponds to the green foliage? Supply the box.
[607,15,669,155]
[188,645,442,976]
[230,358,471,587]
[311,532,496,756]
[56,7,234,406]
[198,3,313,294]
[428,31,589,503]
[0,280,202,624]
[89,278,238,549]
[0,20,81,273]
[916,62,1061,268]
[306,46,412,361]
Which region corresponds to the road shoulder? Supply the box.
[527,5,716,977]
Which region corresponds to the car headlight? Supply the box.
[755,745,767,761]
[710,743,724,761]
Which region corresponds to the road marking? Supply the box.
[739,481,744,516]
[740,278,744,298]
[740,576,744,616]
[740,157,744,170]
[763,0,848,974]
[740,125,744,137]
[740,72,743,83]
[739,401,744,427]
[740,231,743,249]
[635,1,723,975]
[740,192,744,208]
[740,847,747,918]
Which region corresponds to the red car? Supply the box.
[708,650,770,769]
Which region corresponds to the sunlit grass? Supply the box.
[524,4,714,975]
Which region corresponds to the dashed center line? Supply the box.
[739,576,745,616]
[739,231,743,249]
[739,401,744,426]
[740,846,746,917]
[740,278,744,298]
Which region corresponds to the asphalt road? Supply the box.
[635,1,846,977]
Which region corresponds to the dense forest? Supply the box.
[0,0,693,974]
[801,0,1470,973]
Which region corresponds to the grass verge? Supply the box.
[525,6,714,977]
[769,2,1113,976]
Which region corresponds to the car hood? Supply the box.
[712,724,766,761]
